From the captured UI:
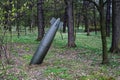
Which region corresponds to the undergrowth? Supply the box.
[0,30,119,80]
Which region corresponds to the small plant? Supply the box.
[79,75,115,80]
[22,54,32,61]
[44,66,72,79]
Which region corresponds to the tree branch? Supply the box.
[103,0,110,7]
[103,0,111,7]
[85,0,99,11]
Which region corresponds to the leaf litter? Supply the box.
[0,43,120,80]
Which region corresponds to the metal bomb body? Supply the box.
[30,18,60,64]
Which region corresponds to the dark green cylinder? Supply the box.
[30,18,60,65]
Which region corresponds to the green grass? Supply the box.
[44,67,72,79]
[1,30,119,80]
[0,31,39,44]
[22,54,32,61]
[11,34,39,44]
[79,75,115,80]
[53,31,111,52]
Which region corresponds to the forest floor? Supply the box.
[0,32,120,80]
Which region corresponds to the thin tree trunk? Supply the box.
[37,0,45,41]
[83,1,90,35]
[76,13,80,29]
[93,5,97,35]
[99,0,109,64]
[54,0,57,17]
[85,0,109,64]
[106,0,111,37]
[29,0,34,33]
[8,0,12,32]
[63,1,67,33]
[16,0,20,38]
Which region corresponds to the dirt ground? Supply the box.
[0,43,120,80]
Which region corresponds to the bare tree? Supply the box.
[86,0,109,64]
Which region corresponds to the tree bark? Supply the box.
[110,0,120,53]
[63,0,67,33]
[37,0,45,41]
[99,0,109,64]
[29,0,34,33]
[83,1,90,36]
[76,13,81,29]
[84,0,109,64]
[65,0,76,47]
[93,5,97,35]
[106,0,111,37]
[16,0,20,38]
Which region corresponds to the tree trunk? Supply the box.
[8,0,12,32]
[83,1,90,36]
[37,0,45,41]
[99,0,109,64]
[63,1,67,33]
[3,0,12,32]
[110,0,120,53]
[29,0,34,33]
[86,0,109,64]
[65,0,76,47]
[76,14,80,29]
[93,5,97,35]
[54,0,57,17]
[16,0,20,38]
[106,0,111,37]
[16,16,20,38]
